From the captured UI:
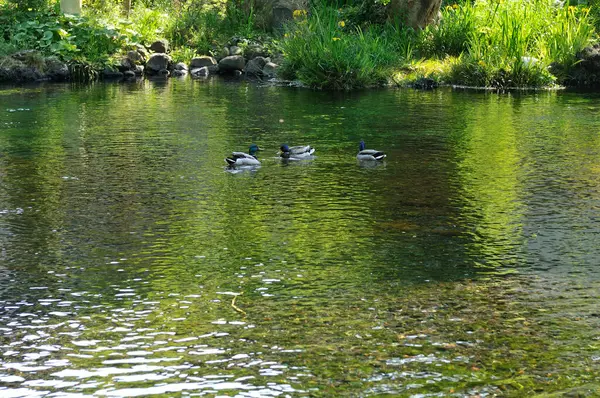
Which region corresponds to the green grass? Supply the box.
[0,0,598,88]
[279,6,409,89]
[165,0,260,55]
[419,1,476,57]
[442,0,596,88]
[278,0,596,89]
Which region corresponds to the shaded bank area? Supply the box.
[0,81,600,396]
[1,0,600,89]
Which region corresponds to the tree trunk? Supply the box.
[124,0,131,16]
[388,0,442,29]
[60,0,82,14]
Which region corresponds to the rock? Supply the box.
[207,65,220,74]
[19,66,44,81]
[565,43,600,87]
[150,39,169,53]
[174,62,188,71]
[0,52,71,82]
[134,65,144,76]
[0,59,43,82]
[229,37,249,47]
[191,64,220,78]
[412,77,437,90]
[127,50,143,64]
[172,69,187,77]
[11,50,40,62]
[145,53,171,75]
[579,44,600,58]
[136,47,149,63]
[272,0,308,31]
[158,69,170,77]
[578,43,600,70]
[244,56,268,76]
[262,62,279,78]
[245,44,267,60]
[123,70,136,80]
[215,47,230,61]
[102,66,123,79]
[45,57,69,81]
[387,0,442,29]
[119,57,135,72]
[190,56,217,69]
[218,55,245,72]
[232,70,243,77]
[191,67,209,77]
[229,46,243,56]
[270,53,284,65]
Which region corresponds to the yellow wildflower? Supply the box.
[293,9,307,18]
[332,37,341,41]
[582,7,590,13]
[284,33,290,38]
[478,60,486,67]
[338,20,345,28]
[568,5,576,12]
[452,4,458,9]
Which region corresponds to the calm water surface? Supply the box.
[0,80,599,397]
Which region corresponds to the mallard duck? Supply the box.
[357,140,386,161]
[225,144,261,166]
[280,144,316,159]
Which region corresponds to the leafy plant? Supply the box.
[127,5,167,44]
[419,1,476,57]
[279,4,405,89]
[5,0,52,11]
[170,46,197,64]
[444,0,596,87]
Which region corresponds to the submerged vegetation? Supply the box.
[0,0,599,88]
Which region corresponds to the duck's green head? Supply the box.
[249,144,261,156]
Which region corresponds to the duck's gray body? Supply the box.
[226,152,260,166]
[357,141,385,161]
[225,144,261,166]
[280,145,315,159]
[357,149,386,161]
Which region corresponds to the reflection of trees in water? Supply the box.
[1,82,598,298]
[1,82,600,396]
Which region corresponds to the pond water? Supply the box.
[0,79,599,397]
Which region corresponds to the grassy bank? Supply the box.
[0,0,598,88]
[279,0,598,89]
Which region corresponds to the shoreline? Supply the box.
[1,44,599,92]
[3,73,593,95]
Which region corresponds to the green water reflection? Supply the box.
[0,81,599,397]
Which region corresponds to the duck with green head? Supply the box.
[225,144,262,166]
